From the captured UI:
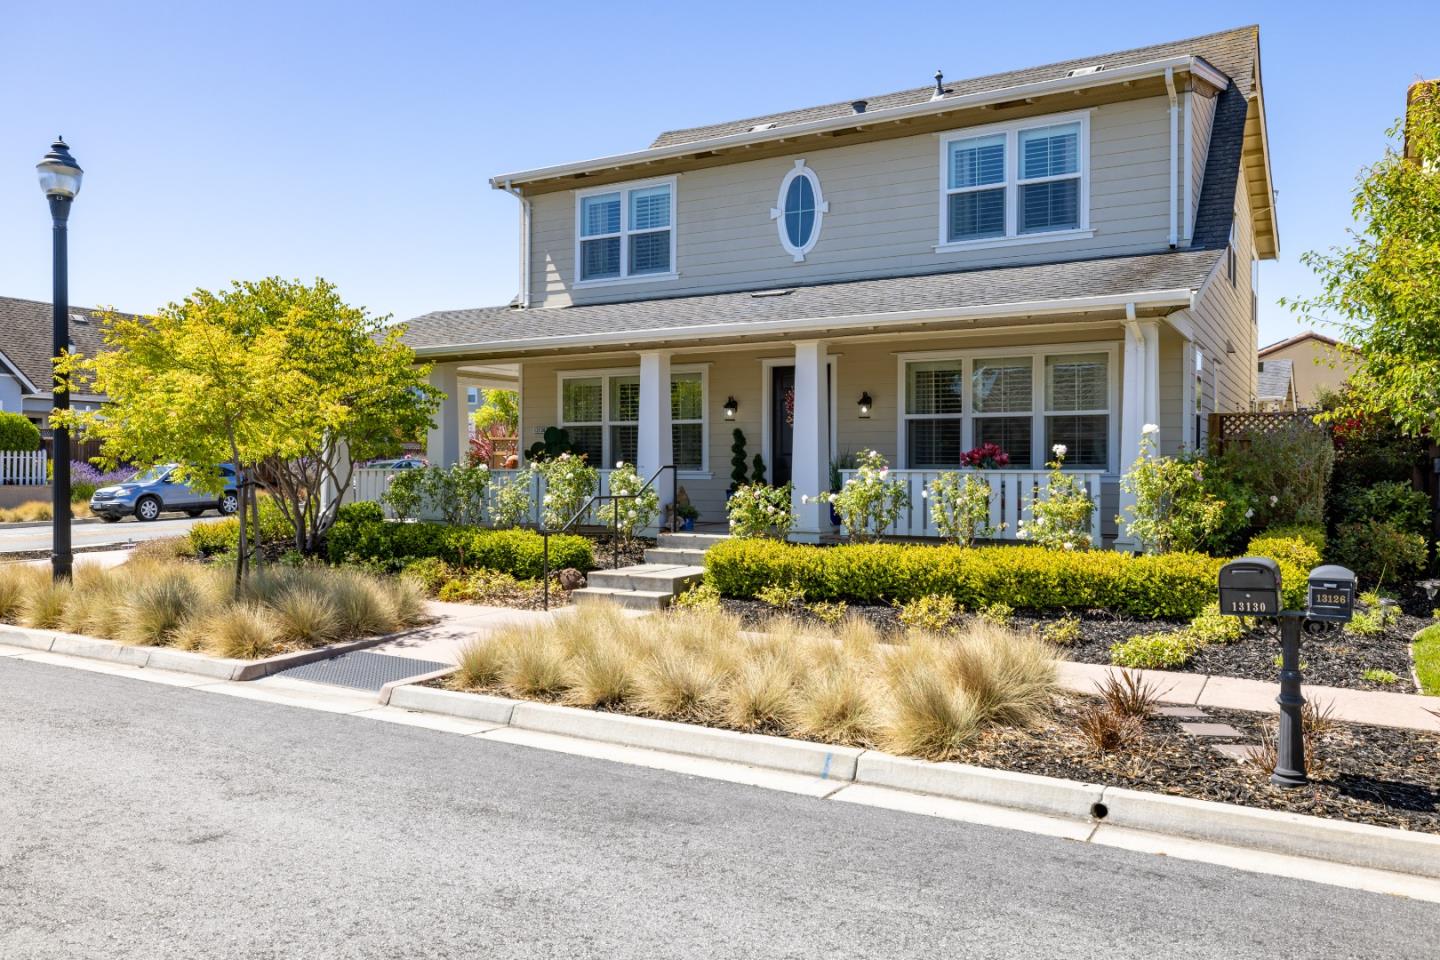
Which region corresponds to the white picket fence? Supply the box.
[349,467,617,528]
[837,468,1105,546]
[0,450,48,485]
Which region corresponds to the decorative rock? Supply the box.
[1211,743,1259,763]
[556,568,586,591]
[1156,705,1208,718]
[1178,722,1246,739]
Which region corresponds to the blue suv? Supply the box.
[90,464,240,523]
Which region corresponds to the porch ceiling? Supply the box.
[404,248,1221,362]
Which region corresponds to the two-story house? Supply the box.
[402,25,1277,547]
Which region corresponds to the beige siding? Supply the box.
[1187,177,1258,415]
[1187,90,1216,240]
[528,96,1179,308]
[1157,325,1186,457]
[1258,338,1354,407]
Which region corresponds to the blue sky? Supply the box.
[0,1,1434,347]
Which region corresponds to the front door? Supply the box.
[771,366,795,487]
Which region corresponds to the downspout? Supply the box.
[501,178,531,309]
[1165,67,1178,249]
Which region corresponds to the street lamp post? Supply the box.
[37,138,83,581]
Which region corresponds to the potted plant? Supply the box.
[676,502,699,531]
[960,442,1011,469]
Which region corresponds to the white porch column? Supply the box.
[426,363,463,467]
[790,340,830,542]
[1117,318,1161,551]
[636,350,674,533]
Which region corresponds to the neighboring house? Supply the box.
[1254,358,1296,411]
[1256,331,1354,408]
[0,295,111,429]
[402,25,1278,547]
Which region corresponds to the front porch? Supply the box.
[410,311,1196,549]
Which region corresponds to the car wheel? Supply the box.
[99,514,121,524]
[219,491,239,516]
[135,496,162,522]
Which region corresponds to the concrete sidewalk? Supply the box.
[1058,661,1440,733]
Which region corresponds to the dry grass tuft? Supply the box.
[202,603,281,659]
[1096,669,1162,719]
[0,564,47,624]
[497,623,569,699]
[1076,701,1142,753]
[271,586,342,648]
[19,575,72,629]
[120,569,206,646]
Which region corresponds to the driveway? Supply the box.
[0,657,1431,959]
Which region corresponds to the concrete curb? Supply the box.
[378,676,1440,882]
[0,623,416,681]
[0,517,105,530]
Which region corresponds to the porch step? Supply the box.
[572,587,675,611]
[643,545,709,566]
[586,563,706,593]
[656,531,731,550]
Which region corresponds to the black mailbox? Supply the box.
[1218,557,1281,617]
[1307,564,1356,623]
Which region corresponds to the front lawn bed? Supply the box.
[0,552,427,659]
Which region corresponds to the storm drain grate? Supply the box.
[273,651,451,692]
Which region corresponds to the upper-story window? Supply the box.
[576,177,677,285]
[938,112,1091,250]
[771,159,828,261]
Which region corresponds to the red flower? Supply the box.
[961,443,1010,469]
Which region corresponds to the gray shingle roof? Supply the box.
[0,295,115,396]
[651,26,1257,149]
[1257,359,1295,402]
[404,249,1222,354]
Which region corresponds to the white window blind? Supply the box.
[578,181,674,282]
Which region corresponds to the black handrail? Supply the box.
[541,464,677,610]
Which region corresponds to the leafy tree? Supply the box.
[0,412,41,451]
[1284,85,1440,438]
[471,388,518,434]
[56,278,439,582]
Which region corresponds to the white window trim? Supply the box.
[574,175,679,288]
[934,110,1093,253]
[556,364,709,477]
[895,342,1119,474]
[770,159,829,262]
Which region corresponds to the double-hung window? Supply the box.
[577,178,676,283]
[558,369,707,472]
[901,347,1113,472]
[939,112,1089,248]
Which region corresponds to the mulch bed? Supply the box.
[960,695,1440,834]
[719,595,1428,694]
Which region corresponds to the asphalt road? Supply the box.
[0,513,207,555]
[0,659,1432,960]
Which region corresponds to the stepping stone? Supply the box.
[1156,705,1208,718]
[1212,743,1259,762]
[1178,722,1245,738]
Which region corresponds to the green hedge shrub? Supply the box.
[188,499,295,555]
[325,510,592,579]
[705,539,1222,618]
[1242,525,1325,608]
[1332,520,1427,585]
[0,412,41,452]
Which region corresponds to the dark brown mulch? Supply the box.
[720,597,1424,693]
[956,696,1440,834]
[584,534,654,570]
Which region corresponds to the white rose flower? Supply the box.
[1245,508,1254,519]
[1269,495,1279,506]
[800,495,810,504]
[1052,444,1068,457]
[1016,529,1029,540]
[1142,423,1159,435]
[615,461,624,469]
[1063,541,1074,550]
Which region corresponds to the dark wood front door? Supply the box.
[771,366,795,487]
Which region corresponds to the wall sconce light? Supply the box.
[857,391,873,418]
[723,396,738,419]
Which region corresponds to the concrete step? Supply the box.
[572,587,673,611]
[656,532,730,550]
[643,546,709,566]
[586,563,705,593]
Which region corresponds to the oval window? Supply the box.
[771,160,827,261]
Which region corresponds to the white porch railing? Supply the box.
[0,451,48,485]
[837,468,1105,546]
[349,467,616,528]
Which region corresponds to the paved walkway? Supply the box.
[1058,661,1440,733]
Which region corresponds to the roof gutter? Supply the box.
[1165,66,1179,248]
[489,56,1229,189]
[500,178,532,309]
[411,288,1197,357]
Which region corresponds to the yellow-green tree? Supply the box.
[1284,84,1440,438]
[56,278,438,581]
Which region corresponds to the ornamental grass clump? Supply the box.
[448,605,1057,762]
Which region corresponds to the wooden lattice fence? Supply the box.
[1208,409,1327,451]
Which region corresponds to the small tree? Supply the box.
[56,278,439,582]
[597,462,658,542]
[729,428,749,491]
[469,388,519,467]
[1017,445,1094,550]
[816,449,909,542]
[0,412,42,452]
[1283,85,1440,441]
[535,453,597,529]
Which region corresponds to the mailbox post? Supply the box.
[1216,559,1356,789]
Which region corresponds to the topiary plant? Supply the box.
[751,453,767,486]
[0,412,42,452]
[526,426,573,463]
[729,428,749,493]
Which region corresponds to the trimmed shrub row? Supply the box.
[326,502,592,579]
[705,525,1327,620]
[189,499,295,555]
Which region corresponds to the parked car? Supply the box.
[367,457,428,470]
[90,464,240,522]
